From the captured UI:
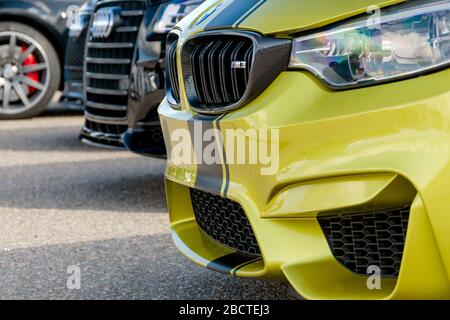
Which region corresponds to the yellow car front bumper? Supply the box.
[159,67,450,300]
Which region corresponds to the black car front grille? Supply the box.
[85,119,128,136]
[178,32,291,113]
[318,206,410,278]
[190,188,261,256]
[85,0,146,121]
[182,35,253,107]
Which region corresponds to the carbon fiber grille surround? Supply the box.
[84,0,146,121]
[318,206,410,277]
[190,189,261,256]
[180,31,291,114]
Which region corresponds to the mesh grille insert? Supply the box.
[318,206,410,277]
[190,188,260,256]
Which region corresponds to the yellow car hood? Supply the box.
[182,0,406,35]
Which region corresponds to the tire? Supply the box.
[0,22,61,119]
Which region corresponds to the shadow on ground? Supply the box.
[0,234,295,300]
[0,157,167,213]
[0,125,96,152]
[0,111,295,300]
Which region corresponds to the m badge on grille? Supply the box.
[231,61,247,69]
[91,7,118,39]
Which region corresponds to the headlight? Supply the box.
[290,0,450,89]
[152,0,204,34]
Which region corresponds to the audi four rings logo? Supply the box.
[91,7,117,39]
[231,61,247,69]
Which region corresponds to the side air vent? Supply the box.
[318,206,410,277]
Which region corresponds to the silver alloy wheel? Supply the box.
[0,31,51,115]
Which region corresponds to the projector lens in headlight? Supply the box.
[289,0,450,89]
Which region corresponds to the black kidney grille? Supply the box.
[165,33,180,104]
[167,40,180,102]
[318,206,410,277]
[182,36,253,107]
[85,0,145,121]
[190,188,261,256]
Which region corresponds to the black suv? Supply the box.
[0,0,85,119]
[79,0,203,156]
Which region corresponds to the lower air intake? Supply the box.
[318,206,410,277]
[190,189,261,256]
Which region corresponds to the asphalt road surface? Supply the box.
[0,104,294,299]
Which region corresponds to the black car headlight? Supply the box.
[289,0,450,89]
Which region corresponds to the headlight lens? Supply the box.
[290,0,450,88]
[152,0,204,34]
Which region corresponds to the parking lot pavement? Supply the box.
[0,107,294,299]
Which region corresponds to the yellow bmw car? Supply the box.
[159,0,450,299]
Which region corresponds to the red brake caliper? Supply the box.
[21,45,40,95]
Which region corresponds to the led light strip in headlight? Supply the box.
[289,0,450,89]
